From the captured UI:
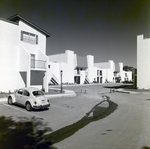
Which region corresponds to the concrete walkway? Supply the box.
[46,89,76,99]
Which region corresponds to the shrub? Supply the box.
[0,116,56,149]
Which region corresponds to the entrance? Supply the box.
[74,76,80,84]
[97,77,99,83]
[100,77,102,83]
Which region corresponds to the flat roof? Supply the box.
[7,14,51,38]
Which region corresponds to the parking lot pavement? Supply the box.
[2,84,150,148]
[0,91,109,132]
[1,83,147,133]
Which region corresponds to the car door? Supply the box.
[21,90,30,106]
[15,89,23,105]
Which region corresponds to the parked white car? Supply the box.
[8,87,50,111]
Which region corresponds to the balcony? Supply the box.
[74,70,80,76]
[31,59,46,69]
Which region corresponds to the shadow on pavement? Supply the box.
[103,84,133,89]
[44,100,118,144]
[142,147,150,149]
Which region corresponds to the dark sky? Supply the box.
[0,0,150,68]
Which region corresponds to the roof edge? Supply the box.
[0,17,18,25]
[7,14,51,38]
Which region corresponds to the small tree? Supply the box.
[123,66,134,71]
[0,116,56,149]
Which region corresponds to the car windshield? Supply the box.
[32,91,44,97]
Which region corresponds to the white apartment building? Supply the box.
[48,50,105,85]
[74,54,99,84]
[48,50,75,85]
[48,50,115,85]
[94,60,115,83]
[0,14,132,93]
[0,14,51,92]
[48,50,132,85]
[137,34,150,89]
[114,63,132,83]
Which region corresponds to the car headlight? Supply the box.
[34,101,37,104]
[47,99,49,102]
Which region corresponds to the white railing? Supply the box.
[31,59,46,69]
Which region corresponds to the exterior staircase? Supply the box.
[84,78,89,84]
[49,74,59,85]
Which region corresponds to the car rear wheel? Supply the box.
[25,102,32,111]
[8,97,13,105]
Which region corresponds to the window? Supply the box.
[32,91,44,97]
[23,90,30,96]
[77,68,80,74]
[17,89,23,95]
[97,70,99,75]
[100,70,102,76]
[31,54,35,68]
[21,31,38,44]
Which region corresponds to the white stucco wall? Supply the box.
[107,60,115,82]
[0,19,49,92]
[127,71,132,81]
[48,62,60,83]
[86,55,97,83]
[19,21,46,54]
[0,20,19,71]
[137,35,150,89]
[0,20,23,92]
[48,50,75,84]
[80,71,86,84]
[94,60,115,83]
[60,62,74,84]
[87,67,97,83]
[102,69,107,83]
[19,21,48,92]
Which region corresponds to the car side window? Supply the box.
[17,89,23,95]
[23,90,30,96]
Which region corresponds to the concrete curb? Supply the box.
[115,89,150,94]
[45,90,76,99]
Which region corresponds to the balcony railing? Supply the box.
[31,59,46,69]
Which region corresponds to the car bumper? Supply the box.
[33,103,50,109]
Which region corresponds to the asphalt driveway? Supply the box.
[1,83,150,149]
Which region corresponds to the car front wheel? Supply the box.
[8,97,13,105]
[25,102,32,111]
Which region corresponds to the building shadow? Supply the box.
[44,99,118,144]
[103,84,133,89]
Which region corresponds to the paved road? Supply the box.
[54,92,150,149]
[1,84,150,149]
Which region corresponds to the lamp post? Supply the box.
[60,70,63,93]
